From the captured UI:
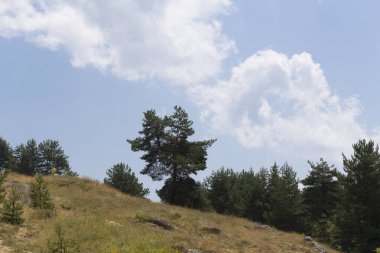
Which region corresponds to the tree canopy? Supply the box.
[104,163,149,197]
[13,139,75,176]
[0,136,13,171]
[337,139,380,252]
[128,106,215,205]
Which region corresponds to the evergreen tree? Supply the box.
[243,168,268,222]
[0,136,13,172]
[104,163,149,197]
[1,185,24,225]
[265,162,302,231]
[14,139,40,175]
[128,106,215,205]
[30,175,55,210]
[0,170,7,204]
[301,159,340,243]
[205,168,241,215]
[336,139,380,252]
[38,140,70,175]
[157,177,211,210]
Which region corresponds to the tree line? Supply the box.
[0,138,77,176]
[122,106,380,253]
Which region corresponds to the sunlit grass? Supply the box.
[0,173,341,253]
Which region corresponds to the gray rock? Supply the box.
[201,227,221,234]
[304,236,327,253]
[149,217,174,230]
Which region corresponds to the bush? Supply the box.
[104,163,149,197]
[45,224,80,253]
[30,175,54,210]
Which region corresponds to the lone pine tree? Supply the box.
[128,106,215,206]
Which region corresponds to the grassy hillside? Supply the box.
[0,174,341,253]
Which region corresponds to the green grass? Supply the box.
[0,173,341,253]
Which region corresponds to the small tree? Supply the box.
[157,177,211,210]
[0,136,13,171]
[30,175,54,210]
[205,168,241,215]
[0,170,7,204]
[104,163,149,197]
[265,162,302,231]
[38,140,70,175]
[46,224,80,253]
[14,139,40,175]
[301,158,340,243]
[1,185,24,225]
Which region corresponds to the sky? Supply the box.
[1,0,380,200]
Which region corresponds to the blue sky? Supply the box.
[1,0,380,200]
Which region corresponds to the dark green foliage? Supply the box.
[336,139,380,253]
[205,168,242,215]
[264,163,302,231]
[241,168,268,222]
[1,185,24,225]
[13,139,76,176]
[104,163,149,197]
[157,177,211,210]
[206,164,301,231]
[0,136,13,171]
[30,175,55,211]
[301,159,340,243]
[46,224,80,253]
[0,170,7,204]
[128,106,215,205]
[37,140,70,175]
[14,139,40,175]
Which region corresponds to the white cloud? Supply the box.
[1,1,379,162]
[0,0,235,84]
[190,50,379,162]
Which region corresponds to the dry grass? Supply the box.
[0,173,341,253]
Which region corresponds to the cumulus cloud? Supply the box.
[0,0,235,84]
[190,50,380,162]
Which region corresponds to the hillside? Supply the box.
[0,174,341,253]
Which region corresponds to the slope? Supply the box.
[0,174,340,253]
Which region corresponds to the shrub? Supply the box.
[0,170,7,204]
[1,185,24,225]
[45,224,80,253]
[30,175,54,211]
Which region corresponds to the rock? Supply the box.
[187,249,202,253]
[244,224,272,231]
[201,227,221,234]
[304,236,327,253]
[149,217,174,230]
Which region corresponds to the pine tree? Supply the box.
[0,170,7,204]
[1,185,24,225]
[336,139,380,252]
[104,163,149,197]
[30,175,54,210]
[37,140,70,175]
[301,158,340,243]
[265,162,302,231]
[205,168,240,215]
[0,136,13,172]
[14,139,40,175]
[128,106,215,205]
